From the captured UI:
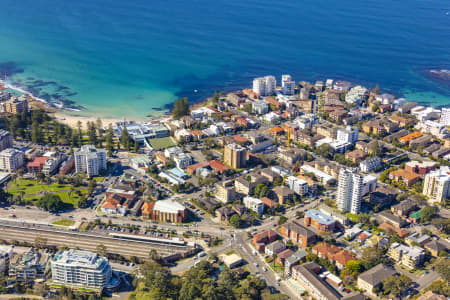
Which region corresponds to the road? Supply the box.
[394,264,441,291]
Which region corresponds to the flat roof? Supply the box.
[305,209,335,225]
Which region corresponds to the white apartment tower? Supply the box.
[336,126,359,144]
[281,75,296,95]
[252,75,276,97]
[440,108,450,126]
[337,168,363,214]
[423,166,450,204]
[51,249,112,288]
[74,145,107,177]
[0,148,24,172]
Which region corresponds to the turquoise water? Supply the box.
[0,0,449,118]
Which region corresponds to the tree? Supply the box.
[77,196,88,208]
[149,249,161,263]
[229,214,242,228]
[120,127,131,150]
[344,260,361,277]
[212,91,219,104]
[315,143,334,159]
[96,243,107,257]
[435,258,450,282]
[133,139,140,153]
[34,236,47,249]
[373,84,380,95]
[278,216,288,225]
[172,97,189,119]
[381,274,411,296]
[420,206,438,223]
[37,194,64,212]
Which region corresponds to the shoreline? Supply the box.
[53,112,137,130]
[2,74,449,128]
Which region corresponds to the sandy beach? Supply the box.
[53,112,129,130]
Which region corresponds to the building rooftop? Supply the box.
[153,199,185,214]
[305,209,335,226]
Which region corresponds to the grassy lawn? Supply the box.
[150,137,177,150]
[52,219,75,226]
[8,179,70,195]
[9,179,89,208]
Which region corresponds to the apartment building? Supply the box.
[388,243,425,269]
[74,145,107,177]
[51,249,112,288]
[0,130,13,151]
[336,126,359,144]
[215,181,236,203]
[252,76,276,97]
[243,196,264,215]
[287,176,308,196]
[423,166,450,204]
[224,143,246,169]
[0,148,24,172]
[337,168,363,214]
[281,74,295,95]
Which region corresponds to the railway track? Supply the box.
[0,223,192,259]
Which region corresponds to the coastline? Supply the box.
[53,113,129,130]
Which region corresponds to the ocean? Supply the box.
[0,0,449,118]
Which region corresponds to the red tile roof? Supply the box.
[209,160,230,172]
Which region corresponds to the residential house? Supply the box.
[284,250,307,273]
[276,249,294,267]
[312,243,356,270]
[265,240,286,256]
[391,199,418,217]
[253,229,278,252]
[388,243,425,269]
[357,264,396,297]
[272,186,294,205]
[345,150,367,163]
[280,220,318,248]
[424,239,449,257]
[389,169,420,187]
[216,206,235,222]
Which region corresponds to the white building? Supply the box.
[296,114,318,130]
[243,196,264,214]
[191,107,216,119]
[440,108,450,126]
[300,165,335,185]
[416,120,449,139]
[362,175,377,196]
[281,75,295,95]
[252,100,269,115]
[74,145,107,177]
[0,148,24,172]
[336,126,359,144]
[164,146,183,159]
[411,106,441,122]
[360,156,381,173]
[423,166,450,204]
[51,249,112,288]
[263,112,281,123]
[337,168,363,214]
[174,153,193,169]
[345,86,368,104]
[287,176,308,196]
[252,76,276,97]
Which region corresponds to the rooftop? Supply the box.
[305,209,335,225]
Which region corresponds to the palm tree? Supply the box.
[68,187,75,201]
